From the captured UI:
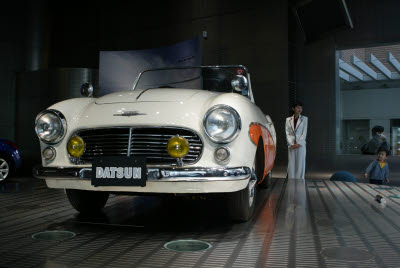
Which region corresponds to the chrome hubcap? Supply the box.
[0,158,9,181]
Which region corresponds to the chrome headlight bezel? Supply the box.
[35,109,67,144]
[203,105,241,144]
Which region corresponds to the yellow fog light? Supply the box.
[67,136,85,158]
[167,136,189,158]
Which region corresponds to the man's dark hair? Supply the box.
[377,147,389,156]
[291,101,303,108]
[372,125,384,133]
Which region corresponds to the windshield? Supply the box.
[132,66,250,96]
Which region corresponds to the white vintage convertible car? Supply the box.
[33,65,276,221]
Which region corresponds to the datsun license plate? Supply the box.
[91,156,147,187]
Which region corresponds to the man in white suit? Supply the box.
[285,101,308,179]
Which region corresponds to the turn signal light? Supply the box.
[215,147,230,162]
[167,136,189,158]
[43,147,56,161]
[67,136,85,158]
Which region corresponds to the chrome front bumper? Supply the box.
[33,166,252,182]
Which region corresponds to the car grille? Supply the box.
[76,127,203,165]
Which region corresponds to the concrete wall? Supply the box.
[0,2,26,140]
[294,36,337,168]
[341,88,400,120]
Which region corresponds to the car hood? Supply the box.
[95,88,203,104]
[68,89,223,131]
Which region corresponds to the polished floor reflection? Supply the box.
[1,177,400,267]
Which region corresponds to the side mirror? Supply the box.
[80,82,93,97]
[231,75,248,92]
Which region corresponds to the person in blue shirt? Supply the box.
[364,148,390,185]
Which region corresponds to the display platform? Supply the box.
[1,177,400,267]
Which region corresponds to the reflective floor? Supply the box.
[1,177,400,267]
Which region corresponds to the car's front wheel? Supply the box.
[66,189,109,213]
[227,179,257,222]
[0,156,12,181]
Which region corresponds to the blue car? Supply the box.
[0,139,22,181]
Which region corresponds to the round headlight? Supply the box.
[35,110,67,144]
[167,136,189,158]
[203,105,241,143]
[67,136,85,158]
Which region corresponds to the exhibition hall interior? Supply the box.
[2,0,400,267]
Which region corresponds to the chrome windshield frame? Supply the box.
[131,65,251,99]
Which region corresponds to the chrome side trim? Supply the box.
[114,111,147,117]
[247,73,254,102]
